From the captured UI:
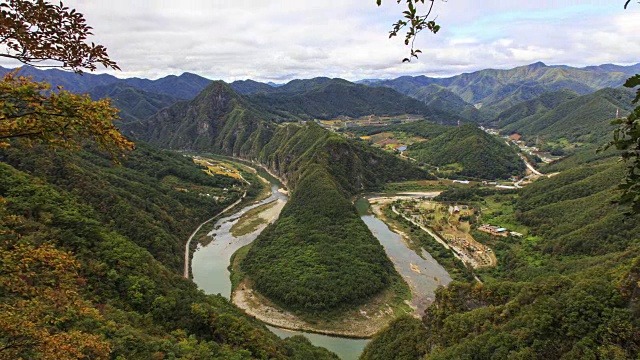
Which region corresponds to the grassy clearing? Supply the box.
[230,200,279,237]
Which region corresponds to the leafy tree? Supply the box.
[0,239,111,360]
[603,75,640,213]
[376,0,441,62]
[0,71,133,153]
[0,0,132,154]
[0,0,118,73]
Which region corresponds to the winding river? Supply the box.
[190,164,451,360]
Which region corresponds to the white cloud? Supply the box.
[3,0,638,81]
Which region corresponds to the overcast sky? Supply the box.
[9,1,640,82]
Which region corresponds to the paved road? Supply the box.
[183,191,246,278]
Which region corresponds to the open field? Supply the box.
[395,199,497,268]
[193,156,244,180]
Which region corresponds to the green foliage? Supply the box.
[602,74,640,213]
[377,0,441,62]
[495,89,578,128]
[360,316,429,360]
[516,160,640,256]
[367,154,640,359]
[407,124,525,179]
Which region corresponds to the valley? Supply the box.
[2,59,640,360]
[187,158,455,359]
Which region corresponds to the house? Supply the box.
[478,224,509,237]
[509,133,522,141]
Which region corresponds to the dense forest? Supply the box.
[347,120,451,139]
[406,124,525,179]
[0,142,338,359]
[242,164,397,311]
[246,78,458,123]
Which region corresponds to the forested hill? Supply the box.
[493,89,580,128]
[124,79,430,312]
[407,124,525,179]
[123,81,282,152]
[362,158,640,359]
[499,87,636,144]
[0,142,337,359]
[230,79,278,95]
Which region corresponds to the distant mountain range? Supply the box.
[0,65,212,123]
[237,77,461,123]
[361,62,640,121]
[3,61,638,134]
[0,66,212,99]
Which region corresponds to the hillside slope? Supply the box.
[246,77,461,124]
[0,143,337,359]
[407,124,525,179]
[89,83,179,123]
[500,87,636,143]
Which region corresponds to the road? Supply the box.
[519,154,545,177]
[183,191,246,278]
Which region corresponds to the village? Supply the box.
[393,198,499,268]
[187,156,247,201]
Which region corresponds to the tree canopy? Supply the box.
[0,0,132,155]
[0,0,118,73]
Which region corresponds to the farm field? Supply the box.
[395,199,497,268]
[193,156,244,180]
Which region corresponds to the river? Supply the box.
[190,163,451,360]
